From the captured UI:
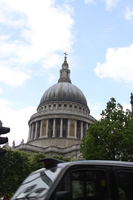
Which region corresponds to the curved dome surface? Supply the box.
[39,82,87,106]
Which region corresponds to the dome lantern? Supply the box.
[58,52,71,83]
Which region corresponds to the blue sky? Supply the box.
[0,0,133,146]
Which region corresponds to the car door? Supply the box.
[115,168,133,200]
[49,165,111,200]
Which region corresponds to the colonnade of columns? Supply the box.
[28,118,89,142]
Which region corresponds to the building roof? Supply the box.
[38,54,88,107]
[39,82,87,106]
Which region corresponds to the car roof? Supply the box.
[34,159,133,174]
[57,160,133,168]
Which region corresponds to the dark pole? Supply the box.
[130,93,133,114]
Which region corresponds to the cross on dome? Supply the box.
[64,52,68,62]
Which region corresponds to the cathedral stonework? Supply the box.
[16,54,95,159]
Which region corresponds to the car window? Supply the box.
[53,168,109,200]
[11,167,62,199]
[117,170,133,200]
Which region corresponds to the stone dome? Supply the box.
[39,82,87,107]
[23,53,95,159]
[39,54,88,108]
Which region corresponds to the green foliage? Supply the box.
[52,155,73,162]
[0,149,73,199]
[0,150,47,199]
[29,152,46,171]
[0,149,31,199]
[80,97,133,161]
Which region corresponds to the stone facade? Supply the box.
[15,54,95,159]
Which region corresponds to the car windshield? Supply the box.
[11,166,61,199]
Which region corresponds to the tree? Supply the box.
[0,149,31,199]
[80,97,133,161]
[0,148,72,199]
[52,155,73,162]
[0,149,47,199]
[29,152,46,171]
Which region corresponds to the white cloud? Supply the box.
[85,0,95,4]
[0,88,2,95]
[94,44,133,85]
[42,53,62,69]
[0,0,74,86]
[88,101,102,120]
[85,0,120,10]
[0,0,74,146]
[0,97,36,146]
[104,0,120,11]
[93,113,101,120]
[122,103,131,112]
[0,66,30,86]
[48,73,56,84]
[125,7,133,20]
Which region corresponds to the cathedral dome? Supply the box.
[39,53,88,108]
[25,53,94,159]
[39,82,87,107]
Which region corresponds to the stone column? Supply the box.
[75,120,77,138]
[52,119,56,137]
[60,118,63,137]
[39,120,42,138]
[81,121,83,139]
[28,124,31,141]
[85,123,88,135]
[30,124,32,140]
[31,123,34,140]
[67,119,70,138]
[86,123,88,130]
[46,119,49,137]
[34,121,38,139]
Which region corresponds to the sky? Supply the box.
[0,0,133,146]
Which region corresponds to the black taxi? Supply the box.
[11,158,133,200]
